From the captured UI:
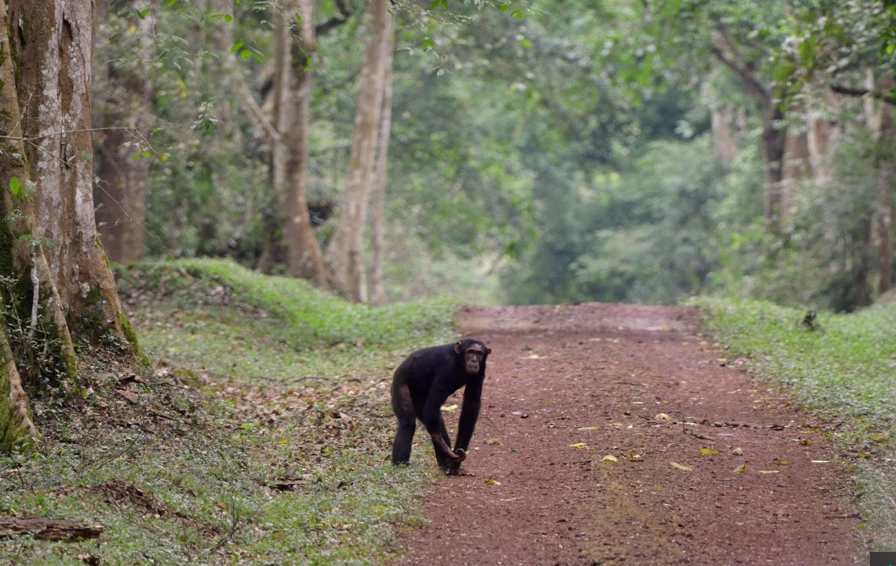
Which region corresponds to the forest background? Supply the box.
[92,0,896,313]
[0,1,895,562]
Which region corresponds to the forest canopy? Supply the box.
[88,0,896,312]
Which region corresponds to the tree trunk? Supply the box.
[11,0,146,357]
[781,128,811,222]
[761,104,788,231]
[272,0,327,285]
[326,0,392,302]
[369,13,396,307]
[0,0,85,449]
[710,105,738,164]
[877,77,895,296]
[93,0,154,263]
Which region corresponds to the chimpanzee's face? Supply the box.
[464,345,486,374]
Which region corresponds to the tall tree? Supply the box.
[0,0,146,450]
[273,0,328,285]
[369,8,396,307]
[326,0,393,302]
[94,0,155,263]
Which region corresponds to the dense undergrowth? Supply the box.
[0,259,461,565]
[696,297,896,550]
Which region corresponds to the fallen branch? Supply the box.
[0,517,103,541]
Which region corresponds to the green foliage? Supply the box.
[116,259,461,380]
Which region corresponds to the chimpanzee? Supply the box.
[391,338,491,476]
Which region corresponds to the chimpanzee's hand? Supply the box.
[444,449,474,476]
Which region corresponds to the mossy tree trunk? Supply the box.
[11,0,145,359]
[0,0,147,450]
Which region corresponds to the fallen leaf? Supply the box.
[440,404,458,412]
[733,464,746,473]
[626,452,643,461]
[773,461,790,466]
[602,455,618,462]
[670,462,692,471]
[699,448,718,456]
[872,434,888,443]
[799,438,813,446]
[654,413,672,421]
[577,426,600,431]
[485,478,501,485]
[569,443,588,450]
[758,470,780,474]
[811,460,830,464]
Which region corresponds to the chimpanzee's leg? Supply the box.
[391,383,417,465]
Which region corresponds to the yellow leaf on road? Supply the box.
[773,461,790,466]
[440,404,458,412]
[485,478,501,485]
[569,443,588,449]
[699,448,718,455]
[758,470,780,474]
[602,455,618,462]
[670,462,692,471]
[733,464,746,473]
[577,426,600,431]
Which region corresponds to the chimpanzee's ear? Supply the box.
[486,348,492,355]
[454,341,462,354]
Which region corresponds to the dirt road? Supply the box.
[394,303,862,565]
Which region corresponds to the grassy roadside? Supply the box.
[0,259,461,565]
[695,297,896,550]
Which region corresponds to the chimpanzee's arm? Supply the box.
[421,385,463,464]
[453,378,483,453]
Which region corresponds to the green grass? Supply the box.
[0,259,463,565]
[695,297,896,550]
[117,258,462,381]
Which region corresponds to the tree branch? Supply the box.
[829,82,896,105]
[316,0,352,36]
[710,26,770,108]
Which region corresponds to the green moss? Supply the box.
[118,312,150,367]
[0,342,40,452]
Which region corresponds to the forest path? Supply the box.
[393,303,862,565]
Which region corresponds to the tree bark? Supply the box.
[369,12,396,307]
[93,0,154,263]
[876,77,895,295]
[710,105,738,164]
[11,0,146,357]
[326,0,392,302]
[272,0,327,285]
[0,0,85,449]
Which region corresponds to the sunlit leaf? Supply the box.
[440,404,458,412]
[699,448,718,455]
[577,426,599,431]
[670,462,692,471]
[733,464,746,473]
[602,455,617,462]
[569,442,587,449]
[485,478,501,485]
[757,470,780,474]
